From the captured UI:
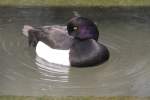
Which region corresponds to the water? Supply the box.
[0,6,150,96]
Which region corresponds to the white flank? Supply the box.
[36,41,70,66]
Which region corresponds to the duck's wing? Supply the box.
[42,25,67,34]
[25,25,73,49]
[41,25,73,50]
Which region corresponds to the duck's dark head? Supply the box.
[67,17,99,41]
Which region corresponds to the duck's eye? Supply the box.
[73,26,78,30]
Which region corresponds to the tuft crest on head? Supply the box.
[67,17,99,41]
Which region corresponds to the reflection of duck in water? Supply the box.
[22,17,109,67]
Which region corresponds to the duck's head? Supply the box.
[67,17,99,41]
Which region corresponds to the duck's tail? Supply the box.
[22,25,34,37]
[22,25,41,47]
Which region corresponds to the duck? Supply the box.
[22,17,109,67]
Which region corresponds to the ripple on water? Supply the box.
[35,56,70,83]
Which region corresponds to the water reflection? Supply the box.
[36,56,70,83]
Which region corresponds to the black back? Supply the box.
[28,26,73,50]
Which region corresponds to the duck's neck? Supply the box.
[71,38,96,47]
[72,38,89,42]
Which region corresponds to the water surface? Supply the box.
[0,7,150,96]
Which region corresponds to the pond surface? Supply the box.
[0,6,150,96]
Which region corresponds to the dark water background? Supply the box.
[0,6,150,96]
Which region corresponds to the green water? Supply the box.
[0,0,150,6]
